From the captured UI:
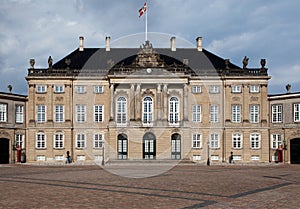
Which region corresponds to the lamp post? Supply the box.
[207,140,210,166]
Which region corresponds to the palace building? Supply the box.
[23,36,274,164]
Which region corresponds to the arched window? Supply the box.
[116,97,127,125]
[143,96,153,125]
[169,97,179,125]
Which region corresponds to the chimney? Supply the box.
[79,36,84,51]
[170,37,176,51]
[196,37,203,51]
[106,36,111,51]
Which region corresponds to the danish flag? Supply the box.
[139,3,147,17]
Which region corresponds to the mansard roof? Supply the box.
[28,41,268,77]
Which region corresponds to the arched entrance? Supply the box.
[117,134,128,160]
[290,138,300,164]
[0,138,9,164]
[143,132,156,159]
[171,133,181,160]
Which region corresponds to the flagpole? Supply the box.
[145,1,148,41]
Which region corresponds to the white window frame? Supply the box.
[94,105,104,123]
[76,105,86,123]
[54,85,64,93]
[15,105,24,123]
[192,105,201,122]
[250,133,261,149]
[272,104,282,123]
[94,85,103,94]
[192,133,202,148]
[116,97,127,126]
[250,105,259,123]
[169,97,179,125]
[36,133,46,149]
[36,85,47,93]
[232,85,242,93]
[210,133,220,149]
[0,103,7,122]
[250,85,260,93]
[209,85,220,94]
[232,133,242,149]
[76,133,86,149]
[15,134,25,149]
[94,133,104,149]
[36,105,46,123]
[54,132,64,149]
[192,86,201,93]
[54,105,64,123]
[210,105,219,123]
[142,96,153,125]
[294,103,300,122]
[271,134,282,149]
[232,105,241,123]
[75,85,86,94]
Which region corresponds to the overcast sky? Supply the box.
[0,0,300,95]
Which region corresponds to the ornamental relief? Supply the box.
[232,97,240,101]
[142,89,154,97]
[37,97,46,101]
[0,130,10,138]
[55,97,64,102]
[168,90,181,97]
[250,97,259,102]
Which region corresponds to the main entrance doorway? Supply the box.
[117,134,128,160]
[143,132,156,159]
[290,138,300,164]
[171,133,181,160]
[0,138,9,164]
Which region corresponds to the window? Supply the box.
[36,133,46,149]
[192,86,201,93]
[294,103,300,122]
[54,105,64,122]
[209,85,220,94]
[210,105,219,123]
[76,133,86,148]
[54,133,64,149]
[15,105,24,123]
[250,133,260,149]
[272,104,282,123]
[250,105,259,123]
[37,155,46,161]
[251,155,260,161]
[116,97,127,125]
[232,133,242,149]
[192,105,201,122]
[77,155,86,161]
[94,105,104,123]
[94,133,104,148]
[36,85,46,93]
[232,85,242,93]
[55,155,64,161]
[76,105,86,122]
[36,105,46,123]
[94,85,103,93]
[192,134,202,148]
[250,85,260,93]
[76,85,86,94]
[169,97,179,125]
[54,85,64,93]
[210,133,219,149]
[232,105,241,123]
[142,96,153,124]
[271,134,282,149]
[0,103,7,122]
[15,134,25,149]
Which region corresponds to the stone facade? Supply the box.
[0,92,27,163]
[22,37,275,164]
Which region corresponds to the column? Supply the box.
[157,84,161,120]
[110,84,114,120]
[163,84,168,121]
[183,84,188,121]
[135,84,141,121]
[130,84,135,121]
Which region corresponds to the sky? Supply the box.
[0,0,300,95]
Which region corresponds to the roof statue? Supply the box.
[260,59,266,69]
[242,56,249,69]
[48,56,53,69]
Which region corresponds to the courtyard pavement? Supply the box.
[0,163,300,208]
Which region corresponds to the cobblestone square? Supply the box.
[0,164,300,208]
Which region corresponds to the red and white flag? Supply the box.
[139,2,147,17]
